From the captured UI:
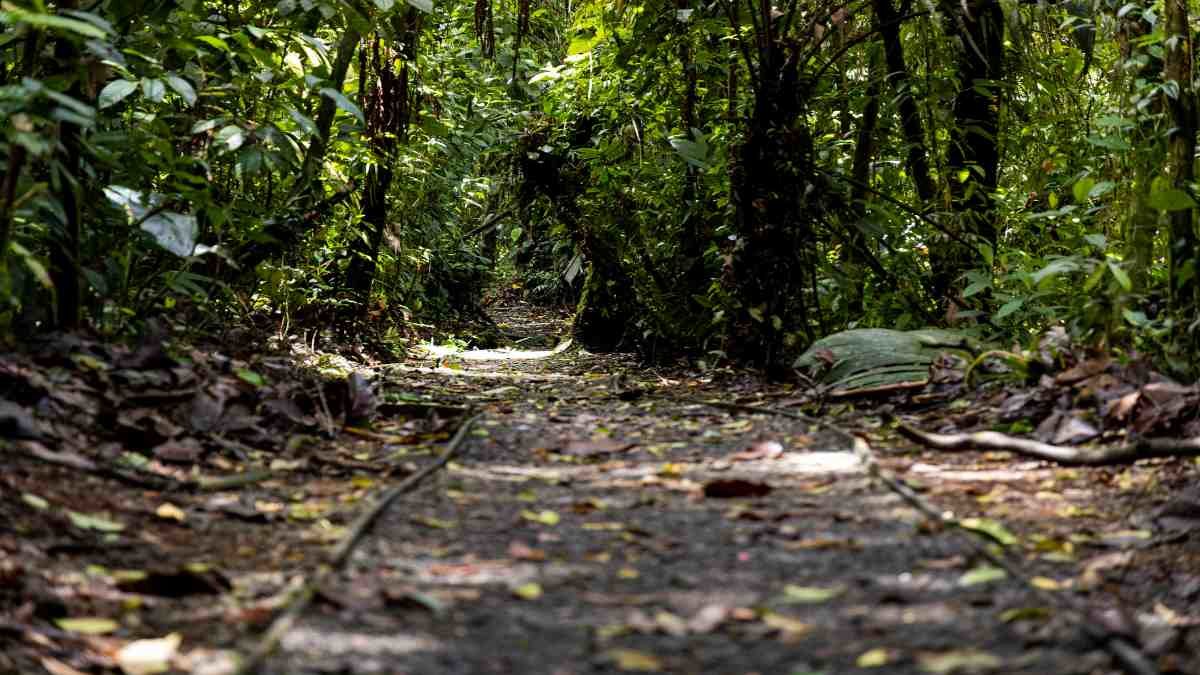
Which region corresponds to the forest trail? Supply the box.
[2,300,1196,674]
[250,302,1188,674]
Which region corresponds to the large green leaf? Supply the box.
[319,88,365,124]
[98,79,138,109]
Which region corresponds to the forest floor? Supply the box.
[1,298,1199,675]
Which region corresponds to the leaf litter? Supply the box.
[0,303,1197,673]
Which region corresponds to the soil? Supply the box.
[1,299,1198,675]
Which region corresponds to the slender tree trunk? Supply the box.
[844,46,883,318]
[1121,10,1162,292]
[344,165,394,299]
[1164,0,1197,317]
[874,0,935,204]
[933,0,1003,305]
[296,28,360,199]
[49,0,83,329]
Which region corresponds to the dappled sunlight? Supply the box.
[416,338,573,362]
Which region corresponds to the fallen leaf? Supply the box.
[154,503,186,522]
[703,479,772,499]
[604,648,663,672]
[687,605,729,633]
[958,518,1017,547]
[761,612,812,641]
[999,607,1051,623]
[856,648,892,667]
[66,511,125,533]
[917,648,1001,673]
[521,510,560,526]
[780,584,845,604]
[55,617,119,635]
[653,611,689,637]
[115,632,182,675]
[512,582,543,600]
[958,565,1007,587]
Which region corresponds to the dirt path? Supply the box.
[2,301,1196,674]
[251,303,1193,675]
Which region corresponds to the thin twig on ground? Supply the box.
[233,411,481,675]
[896,422,1200,465]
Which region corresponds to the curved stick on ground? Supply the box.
[896,423,1200,466]
[233,412,482,675]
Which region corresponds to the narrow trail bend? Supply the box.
[253,300,1146,675]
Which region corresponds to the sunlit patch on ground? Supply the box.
[416,339,573,362]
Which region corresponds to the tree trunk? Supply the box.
[1164,0,1197,318]
[874,0,935,204]
[843,46,884,318]
[933,0,1003,305]
[343,165,394,300]
[49,0,84,330]
[726,0,820,368]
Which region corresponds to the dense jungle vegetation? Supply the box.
[2,0,1200,372]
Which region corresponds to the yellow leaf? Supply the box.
[521,510,560,526]
[55,617,119,635]
[761,611,812,640]
[917,648,1001,673]
[512,583,543,600]
[618,567,640,579]
[604,648,663,672]
[856,648,892,667]
[154,503,186,522]
[781,584,845,604]
[1030,576,1064,591]
[958,565,1007,587]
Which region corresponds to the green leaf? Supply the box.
[994,298,1024,320]
[165,74,198,106]
[1072,177,1095,204]
[1086,135,1131,150]
[235,368,266,387]
[406,0,434,12]
[98,79,138,109]
[1147,187,1196,211]
[959,517,1018,546]
[141,78,166,103]
[319,88,365,124]
[1083,233,1107,250]
[1031,258,1081,284]
[958,565,1007,587]
[55,617,119,634]
[1088,181,1115,199]
[1107,260,1132,291]
[780,584,845,604]
[196,35,231,52]
[963,279,991,298]
[0,9,107,39]
[374,0,396,9]
[67,510,125,532]
[214,125,246,151]
[1122,309,1149,326]
[288,108,319,136]
[669,136,709,168]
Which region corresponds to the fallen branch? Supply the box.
[233,411,481,675]
[852,436,1160,675]
[896,423,1200,466]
